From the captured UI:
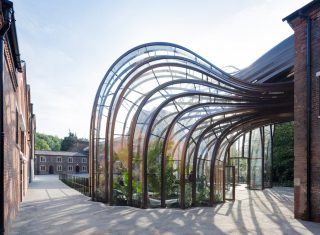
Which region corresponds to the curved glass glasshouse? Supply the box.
[90,36,294,209]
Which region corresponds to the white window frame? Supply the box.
[82,166,87,172]
[68,165,73,171]
[68,157,73,163]
[82,158,87,163]
[40,165,46,171]
[40,156,46,162]
[57,165,62,172]
[57,157,62,163]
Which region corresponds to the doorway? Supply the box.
[76,165,80,173]
[49,165,54,174]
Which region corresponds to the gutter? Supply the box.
[0,1,13,234]
[7,11,21,72]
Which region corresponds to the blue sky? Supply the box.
[13,0,310,138]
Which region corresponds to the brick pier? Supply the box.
[284,0,320,222]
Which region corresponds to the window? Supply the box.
[40,156,46,162]
[82,158,87,163]
[57,165,62,171]
[68,165,73,171]
[20,131,25,153]
[68,157,73,163]
[82,166,87,172]
[57,157,62,163]
[40,165,46,171]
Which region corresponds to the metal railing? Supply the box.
[272,181,293,187]
[59,173,91,196]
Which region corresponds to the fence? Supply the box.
[59,173,91,196]
[272,181,293,187]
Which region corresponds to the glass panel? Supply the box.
[147,138,162,208]
[249,128,263,190]
[95,138,106,201]
[264,125,272,188]
[225,166,235,200]
[214,160,224,203]
[112,136,129,205]
[239,158,248,184]
[196,158,210,205]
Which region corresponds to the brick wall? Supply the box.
[3,51,20,233]
[286,4,320,221]
[2,44,34,235]
[310,8,320,222]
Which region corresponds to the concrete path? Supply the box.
[9,175,320,235]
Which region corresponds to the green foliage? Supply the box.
[147,142,179,200]
[166,155,178,198]
[196,175,210,204]
[35,138,50,150]
[147,142,162,198]
[185,182,192,207]
[35,133,61,151]
[215,193,223,202]
[113,167,142,205]
[113,169,129,205]
[272,122,294,184]
[61,132,78,151]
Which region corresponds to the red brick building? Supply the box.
[0,1,36,234]
[283,0,320,222]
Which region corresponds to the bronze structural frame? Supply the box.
[90,39,294,209]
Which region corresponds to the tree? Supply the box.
[35,133,62,151]
[35,138,50,150]
[61,132,78,151]
[272,122,294,184]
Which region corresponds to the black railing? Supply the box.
[272,181,293,187]
[59,173,91,196]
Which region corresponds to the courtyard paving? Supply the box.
[9,175,320,235]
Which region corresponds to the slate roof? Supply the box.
[35,150,87,157]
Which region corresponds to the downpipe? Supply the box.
[305,15,312,222]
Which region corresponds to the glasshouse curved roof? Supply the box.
[90,37,294,209]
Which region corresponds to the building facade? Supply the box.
[1,1,36,234]
[35,150,88,175]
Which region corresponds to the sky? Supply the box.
[13,0,310,138]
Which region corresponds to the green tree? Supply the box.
[272,122,294,184]
[35,138,50,150]
[35,133,62,151]
[61,132,78,151]
[35,133,62,150]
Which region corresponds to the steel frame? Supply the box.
[90,41,294,209]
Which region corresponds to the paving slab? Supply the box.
[9,175,320,235]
